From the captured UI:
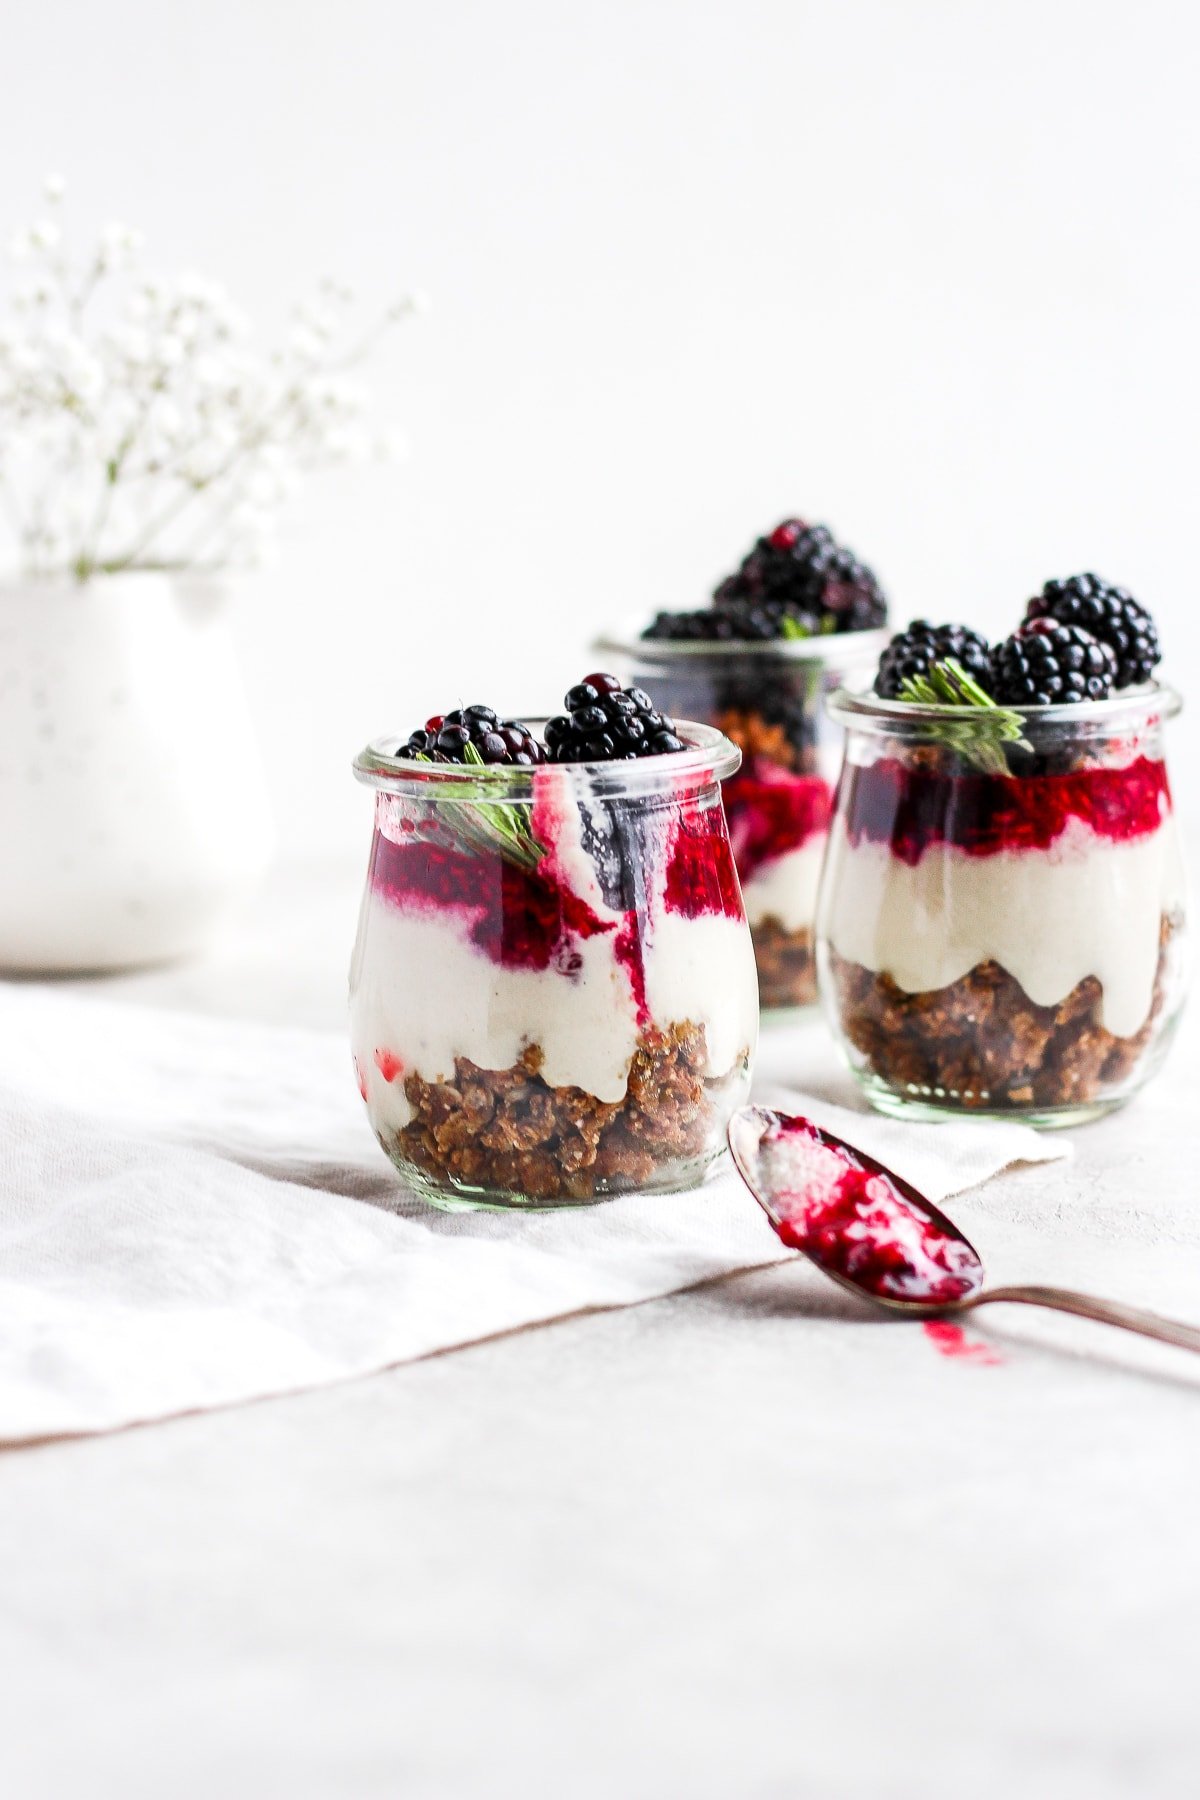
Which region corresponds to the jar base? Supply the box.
[761,1000,820,1027]
[400,1146,729,1213]
[854,1074,1123,1131]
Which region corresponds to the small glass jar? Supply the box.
[816,684,1187,1126]
[350,722,759,1208]
[597,626,887,1010]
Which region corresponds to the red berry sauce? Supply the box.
[664,802,745,920]
[840,754,1170,865]
[922,1320,1003,1365]
[374,1048,404,1084]
[724,762,832,880]
[369,832,613,972]
[369,773,742,1023]
[762,1118,980,1305]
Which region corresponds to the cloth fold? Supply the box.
[0,983,1069,1442]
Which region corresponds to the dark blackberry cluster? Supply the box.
[544,673,685,763]
[875,620,993,700]
[1024,574,1161,689]
[403,706,546,766]
[713,518,888,634]
[989,621,1118,706]
[642,599,782,642]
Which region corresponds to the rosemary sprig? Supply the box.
[778,612,838,640]
[412,743,545,872]
[896,657,1030,777]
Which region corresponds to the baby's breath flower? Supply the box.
[99,221,143,261]
[392,288,431,318]
[287,323,323,361]
[0,185,418,578]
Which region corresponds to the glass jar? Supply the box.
[816,684,1187,1126]
[598,626,887,1010]
[350,722,759,1208]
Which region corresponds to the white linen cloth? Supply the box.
[0,981,1070,1442]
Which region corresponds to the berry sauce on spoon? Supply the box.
[726,1104,1200,1356]
[728,1107,981,1306]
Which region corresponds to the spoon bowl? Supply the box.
[728,1104,1200,1354]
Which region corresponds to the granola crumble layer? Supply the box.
[751,917,817,1009]
[828,916,1176,1112]
[389,1020,748,1202]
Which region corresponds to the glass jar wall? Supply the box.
[351,722,759,1207]
[599,629,885,1010]
[816,685,1187,1126]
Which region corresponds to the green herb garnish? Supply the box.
[778,612,839,641]
[896,657,1030,777]
[412,741,545,871]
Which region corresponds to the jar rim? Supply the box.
[826,678,1183,733]
[354,717,742,795]
[593,619,891,670]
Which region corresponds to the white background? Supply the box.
[2,0,1197,853]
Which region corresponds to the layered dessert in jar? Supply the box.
[817,581,1187,1123]
[600,516,889,1009]
[350,675,758,1207]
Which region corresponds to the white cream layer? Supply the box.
[819,813,1185,1037]
[740,835,827,933]
[351,892,759,1135]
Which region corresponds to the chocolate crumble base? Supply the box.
[393,1021,746,1202]
[716,708,803,772]
[829,915,1176,1111]
[750,916,817,1009]
[717,708,822,1009]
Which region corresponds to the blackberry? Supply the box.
[642,599,789,642]
[989,620,1118,706]
[1024,573,1161,688]
[402,705,546,766]
[545,672,685,762]
[875,620,993,699]
[713,517,887,634]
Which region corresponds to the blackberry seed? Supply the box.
[573,704,608,731]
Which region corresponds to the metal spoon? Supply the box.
[727,1105,1200,1355]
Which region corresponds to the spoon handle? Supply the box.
[971,1284,1200,1355]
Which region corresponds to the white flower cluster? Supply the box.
[0,176,423,579]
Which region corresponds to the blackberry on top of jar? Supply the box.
[544,673,685,762]
[990,620,1118,706]
[642,516,889,643]
[713,518,887,635]
[875,621,992,700]
[403,707,547,766]
[1024,574,1162,689]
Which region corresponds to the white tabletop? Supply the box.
[2,856,1198,1800]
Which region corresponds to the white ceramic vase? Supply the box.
[0,573,273,972]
